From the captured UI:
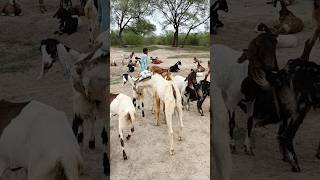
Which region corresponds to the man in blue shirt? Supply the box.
[140,48,149,72]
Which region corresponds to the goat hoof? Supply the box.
[291,166,301,172]
[230,144,236,154]
[123,151,128,160]
[142,111,145,117]
[131,127,134,132]
[244,146,254,156]
[137,106,140,109]
[126,135,131,140]
[101,129,108,145]
[89,140,95,150]
[77,133,84,143]
[200,113,204,116]
[103,153,110,175]
[170,149,175,155]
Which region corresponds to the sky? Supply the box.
[111,10,210,35]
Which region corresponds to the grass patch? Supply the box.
[112,45,209,54]
[0,46,38,74]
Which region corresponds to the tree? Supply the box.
[152,0,209,47]
[111,0,152,46]
[181,2,209,47]
[129,19,156,36]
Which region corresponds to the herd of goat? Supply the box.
[112,51,210,160]
[1,0,98,47]
[0,0,108,179]
[213,0,320,180]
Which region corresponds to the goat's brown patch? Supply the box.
[0,100,30,136]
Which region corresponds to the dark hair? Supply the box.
[143,48,148,53]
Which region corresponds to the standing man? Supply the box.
[97,0,108,32]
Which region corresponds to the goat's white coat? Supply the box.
[110,93,136,159]
[212,44,248,110]
[276,34,298,48]
[0,101,83,180]
[135,73,184,155]
[212,84,232,180]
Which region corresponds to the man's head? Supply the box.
[143,48,148,55]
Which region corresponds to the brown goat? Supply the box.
[151,57,163,64]
[272,0,304,34]
[196,62,206,72]
[1,0,22,16]
[149,66,172,80]
[193,57,202,64]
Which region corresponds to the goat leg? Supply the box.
[39,0,47,13]
[277,120,289,162]
[280,113,306,172]
[228,110,236,153]
[216,19,224,28]
[316,142,320,159]
[197,98,204,116]
[244,116,255,155]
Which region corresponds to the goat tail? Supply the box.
[128,110,135,124]
[172,84,177,101]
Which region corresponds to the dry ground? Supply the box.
[110,47,210,180]
[0,0,105,179]
[213,0,320,179]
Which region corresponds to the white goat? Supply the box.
[212,84,232,180]
[122,73,150,117]
[110,93,136,160]
[172,75,189,110]
[134,73,184,155]
[212,44,248,150]
[0,100,83,180]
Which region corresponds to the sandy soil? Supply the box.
[213,0,320,179]
[110,47,210,179]
[0,0,105,179]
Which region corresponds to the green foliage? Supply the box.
[129,19,156,36]
[111,30,209,47]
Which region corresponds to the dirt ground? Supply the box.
[0,0,105,179]
[213,0,320,179]
[110,47,210,179]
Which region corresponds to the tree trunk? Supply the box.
[181,28,193,48]
[172,27,179,47]
[118,29,124,47]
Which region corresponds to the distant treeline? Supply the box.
[111,31,210,47]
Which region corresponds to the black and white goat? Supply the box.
[53,7,82,35]
[169,61,182,72]
[184,69,210,116]
[242,59,320,172]
[211,0,229,34]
